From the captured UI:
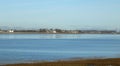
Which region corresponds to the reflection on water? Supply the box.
[0,34,120,39]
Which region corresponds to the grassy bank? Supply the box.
[5,58,120,66]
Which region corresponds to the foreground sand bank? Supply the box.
[4,58,120,66]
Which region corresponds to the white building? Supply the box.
[8,30,14,33]
[53,30,57,33]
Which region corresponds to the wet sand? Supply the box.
[4,58,120,66]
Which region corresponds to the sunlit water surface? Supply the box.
[0,34,120,64]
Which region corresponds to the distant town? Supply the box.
[0,28,120,34]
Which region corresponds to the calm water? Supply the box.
[0,34,120,64]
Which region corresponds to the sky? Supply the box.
[0,0,120,30]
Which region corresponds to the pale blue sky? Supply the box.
[0,0,120,29]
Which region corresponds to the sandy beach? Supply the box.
[4,58,120,66]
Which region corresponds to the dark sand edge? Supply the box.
[4,58,120,66]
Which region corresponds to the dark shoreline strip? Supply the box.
[0,32,119,34]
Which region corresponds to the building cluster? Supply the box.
[38,29,80,34]
[0,29,14,33]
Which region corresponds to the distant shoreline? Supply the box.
[0,32,120,34]
[1,29,120,34]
